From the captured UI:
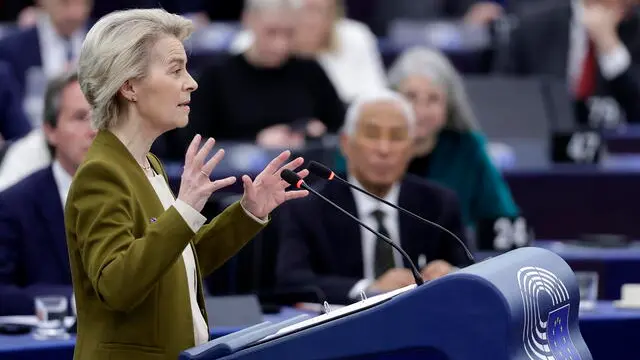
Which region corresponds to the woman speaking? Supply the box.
[65,8,308,360]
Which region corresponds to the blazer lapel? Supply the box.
[36,168,71,281]
[323,182,363,277]
[93,131,165,215]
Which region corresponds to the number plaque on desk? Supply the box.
[551,130,604,164]
[476,216,532,251]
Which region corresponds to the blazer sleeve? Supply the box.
[146,153,267,277]
[468,133,520,221]
[68,160,206,312]
[276,202,360,304]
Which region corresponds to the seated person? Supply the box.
[276,89,470,305]
[0,0,91,94]
[232,0,388,104]
[0,69,96,315]
[494,0,640,127]
[387,46,519,229]
[0,61,31,141]
[180,0,345,155]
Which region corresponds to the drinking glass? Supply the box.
[33,296,70,340]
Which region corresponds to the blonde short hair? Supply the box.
[77,9,194,130]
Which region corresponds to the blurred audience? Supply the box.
[0,62,32,141]
[369,0,503,36]
[0,70,95,315]
[0,128,51,191]
[388,47,519,228]
[233,0,387,104]
[495,0,640,127]
[276,90,469,304]
[0,0,91,95]
[182,0,345,154]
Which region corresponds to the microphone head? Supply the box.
[308,161,334,180]
[281,169,303,188]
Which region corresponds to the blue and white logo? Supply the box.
[517,266,582,360]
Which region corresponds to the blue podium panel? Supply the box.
[180,247,592,360]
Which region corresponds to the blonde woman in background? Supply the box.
[231,0,387,104]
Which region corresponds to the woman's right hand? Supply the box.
[177,134,237,213]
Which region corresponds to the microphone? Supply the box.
[307,161,475,264]
[280,169,424,286]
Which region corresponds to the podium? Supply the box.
[180,247,593,360]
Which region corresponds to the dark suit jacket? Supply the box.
[0,166,71,316]
[0,61,31,140]
[0,27,41,96]
[495,3,640,123]
[65,130,266,360]
[276,174,470,304]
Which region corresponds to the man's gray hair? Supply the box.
[387,46,479,132]
[78,9,194,130]
[43,68,79,128]
[245,0,302,11]
[342,89,416,136]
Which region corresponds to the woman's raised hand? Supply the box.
[177,135,236,212]
[239,150,309,220]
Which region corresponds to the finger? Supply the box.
[261,150,291,177]
[276,156,305,177]
[241,175,254,196]
[284,190,309,201]
[184,134,202,167]
[207,176,236,193]
[201,149,225,175]
[193,137,216,168]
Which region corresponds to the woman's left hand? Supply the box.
[240,150,309,219]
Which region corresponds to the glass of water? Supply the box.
[33,296,70,340]
[575,271,599,310]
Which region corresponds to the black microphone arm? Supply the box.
[281,169,424,287]
[307,161,475,264]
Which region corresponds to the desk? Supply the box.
[0,303,636,360]
[479,241,640,301]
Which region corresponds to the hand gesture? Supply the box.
[239,150,309,219]
[177,135,237,213]
[583,0,625,48]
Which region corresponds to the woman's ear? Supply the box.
[119,79,137,102]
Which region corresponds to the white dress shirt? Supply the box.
[51,160,72,206]
[568,0,631,87]
[347,176,403,299]
[36,13,85,79]
[146,173,210,346]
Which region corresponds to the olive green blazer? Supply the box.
[64,130,266,360]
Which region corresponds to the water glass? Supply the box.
[33,296,70,340]
[575,271,599,310]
